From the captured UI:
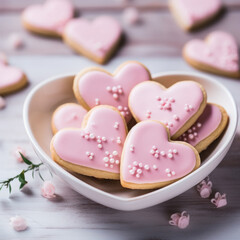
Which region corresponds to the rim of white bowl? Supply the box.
[23,71,238,204]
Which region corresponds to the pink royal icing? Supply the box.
[0,62,24,90]
[171,0,222,28]
[64,16,122,58]
[178,104,222,146]
[77,62,150,122]
[129,81,204,136]
[121,121,198,184]
[53,103,87,132]
[184,31,239,73]
[53,106,127,173]
[22,0,74,34]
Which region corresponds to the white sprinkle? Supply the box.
[113,93,118,99]
[130,170,135,175]
[171,171,176,176]
[106,86,111,92]
[105,163,109,167]
[168,149,172,153]
[90,133,95,139]
[98,144,103,149]
[102,137,107,142]
[103,157,109,162]
[153,165,158,170]
[173,149,178,154]
[160,151,166,156]
[197,123,202,128]
[136,173,140,178]
[137,169,142,174]
[105,151,109,155]
[86,151,90,156]
[167,173,172,177]
[154,153,159,158]
[138,163,143,168]
[110,158,115,163]
[115,160,120,165]
[128,165,132,169]
[150,149,155,154]
[113,151,118,156]
[97,139,102,143]
[168,153,173,159]
[165,168,170,173]
[144,165,150,170]
[189,134,194,140]
[133,161,138,166]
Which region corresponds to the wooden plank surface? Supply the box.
[1,0,240,239]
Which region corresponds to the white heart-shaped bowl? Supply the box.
[23,71,238,211]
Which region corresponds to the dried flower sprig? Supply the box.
[0,153,43,193]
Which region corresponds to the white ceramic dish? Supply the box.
[23,72,238,211]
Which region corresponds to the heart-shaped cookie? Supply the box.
[178,103,228,153]
[0,62,27,95]
[51,103,88,134]
[183,31,240,78]
[169,0,222,31]
[22,0,74,37]
[63,16,122,64]
[120,121,200,189]
[73,61,151,123]
[129,81,207,139]
[51,105,128,179]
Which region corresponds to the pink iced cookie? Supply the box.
[183,31,240,78]
[63,16,122,64]
[169,0,222,31]
[0,62,27,95]
[73,61,151,123]
[22,0,74,37]
[51,105,128,179]
[129,81,207,139]
[178,103,228,153]
[121,121,200,189]
[51,103,88,134]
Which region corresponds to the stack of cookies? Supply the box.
[50,61,228,190]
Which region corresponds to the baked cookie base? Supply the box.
[0,74,28,95]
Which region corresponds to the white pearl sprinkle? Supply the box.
[197,123,202,128]
[137,169,142,174]
[105,163,109,167]
[153,165,158,170]
[128,165,132,169]
[110,158,115,163]
[136,174,140,178]
[102,137,107,142]
[167,173,171,177]
[173,149,178,154]
[115,160,120,165]
[165,168,170,173]
[144,165,150,170]
[172,171,176,176]
[168,153,173,159]
[103,157,109,162]
[130,170,135,175]
[113,151,118,156]
[160,151,166,156]
[90,133,95,139]
[138,163,143,168]
[98,144,103,149]
[133,161,138,166]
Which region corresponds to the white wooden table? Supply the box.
[1,56,240,240]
